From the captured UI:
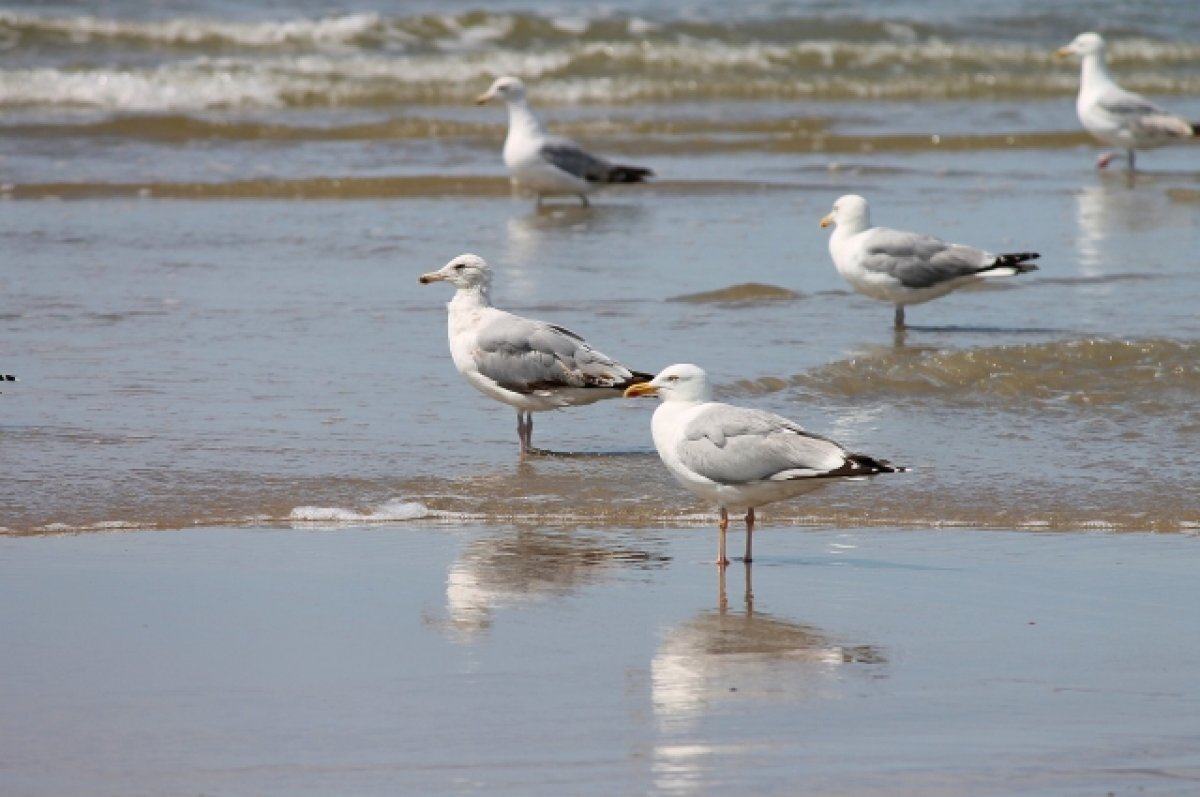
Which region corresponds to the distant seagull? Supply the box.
[1,374,15,393]
[819,194,1039,328]
[1057,32,1198,170]
[419,253,651,457]
[625,364,902,566]
[476,76,654,206]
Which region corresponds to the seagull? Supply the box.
[625,364,903,566]
[1,374,15,393]
[419,253,652,457]
[1056,32,1199,171]
[476,76,654,206]
[819,194,1039,328]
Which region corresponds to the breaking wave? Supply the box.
[3,10,1199,110]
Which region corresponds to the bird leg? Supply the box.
[577,193,590,208]
[744,561,755,614]
[717,507,730,567]
[1095,151,1121,169]
[1127,148,1136,172]
[743,508,755,563]
[893,305,906,328]
[516,411,534,457]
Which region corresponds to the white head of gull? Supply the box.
[820,194,1039,329]
[419,253,651,457]
[1056,32,1198,170]
[625,364,903,566]
[476,75,653,206]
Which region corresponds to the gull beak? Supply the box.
[623,383,658,398]
[475,91,493,105]
[1054,46,1072,59]
[418,270,445,284]
[819,212,834,228]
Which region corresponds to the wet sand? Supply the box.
[4,3,1200,792]
[3,524,1198,796]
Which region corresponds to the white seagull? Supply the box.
[476,76,654,206]
[1056,32,1198,171]
[625,364,902,566]
[820,194,1039,328]
[419,253,651,456]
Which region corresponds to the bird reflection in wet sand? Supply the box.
[652,565,886,731]
[438,526,667,637]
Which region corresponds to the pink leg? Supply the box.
[1096,151,1119,169]
[717,507,730,567]
[744,507,755,563]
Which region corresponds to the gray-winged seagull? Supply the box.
[820,194,1039,328]
[626,364,903,566]
[420,253,651,456]
[476,76,654,206]
[1056,32,1198,171]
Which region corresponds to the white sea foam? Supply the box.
[0,63,287,110]
[288,498,461,525]
[0,11,382,48]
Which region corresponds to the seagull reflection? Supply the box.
[438,527,667,638]
[503,203,648,282]
[1073,179,1181,276]
[651,565,886,732]
[1075,182,1134,275]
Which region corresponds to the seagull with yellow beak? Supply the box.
[626,364,903,566]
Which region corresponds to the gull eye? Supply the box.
[666,375,679,382]
[454,264,466,271]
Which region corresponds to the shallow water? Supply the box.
[2,4,1200,793]
[3,524,1199,796]
[1,3,1199,534]
[4,168,1199,532]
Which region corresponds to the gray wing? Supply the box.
[860,227,995,289]
[1095,86,1194,138]
[472,311,633,393]
[676,404,850,484]
[1095,85,1165,119]
[539,136,614,182]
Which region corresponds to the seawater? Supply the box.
[1,0,1198,533]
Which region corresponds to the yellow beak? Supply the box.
[819,213,834,228]
[623,383,658,398]
[418,271,444,284]
[475,92,493,105]
[1054,46,1072,59]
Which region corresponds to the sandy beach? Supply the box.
[4,524,1199,796]
[2,0,1200,794]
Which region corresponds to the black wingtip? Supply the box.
[993,252,1040,273]
[621,371,655,389]
[607,165,654,184]
[846,453,906,475]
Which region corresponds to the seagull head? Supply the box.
[419,253,494,291]
[624,363,713,403]
[1056,32,1106,60]
[476,76,528,106]
[819,194,870,233]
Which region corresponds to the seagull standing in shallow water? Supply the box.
[1056,32,1199,171]
[419,253,651,457]
[476,76,654,206]
[625,364,903,566]
[820,194,1040,329]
